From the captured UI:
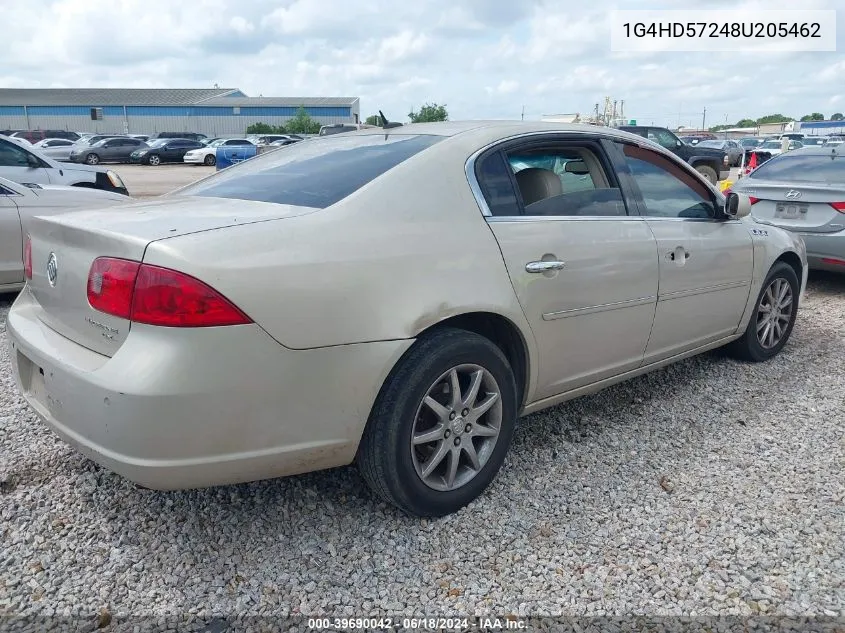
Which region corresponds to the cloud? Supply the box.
[3,0,844,125]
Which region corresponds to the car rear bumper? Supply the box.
[7,288,411,490]
[800,230,845,271]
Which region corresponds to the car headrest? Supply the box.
[515,168,563,206]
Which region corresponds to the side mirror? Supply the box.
[26,153,41,168]
[725,192,752,219]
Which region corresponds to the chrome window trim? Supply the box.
[463,128,714,222]
[0,184,23,197]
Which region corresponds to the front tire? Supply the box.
[86,153,100,165]
[695,165,718,184]
[147,154,161,166]
[204,154,216,166]
[357,327,518,517]
[727,262,799,362]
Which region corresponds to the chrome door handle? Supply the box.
[526,260,566,273]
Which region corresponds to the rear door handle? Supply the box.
[526,260,566,273]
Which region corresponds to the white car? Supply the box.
[0,176,131,293]
[31,138,77,161]
[0,135,129,195]
[183,138,254,166]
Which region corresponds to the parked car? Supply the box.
[250,134,300,146]
[749,139,805,167]
[11,130,81,143]
[155,132,207,141]
[618,125,730,183]
[31,138,77,161]
[0,176,130,293]
[730,146,845,272]
[268,138,301,148]
[69,137,149,165]
[739,137,765,150]
[73,134,128,148]
[6,121,807,517]
[183,138,254,166]
[0,135,129,195]
[318,123,379,136]
[129,138,205,165]
[800,136,828,146]
[696,139,745,166]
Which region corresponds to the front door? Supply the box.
[474,135,659,401]
[614,142,753,362]
[0,138,51,186]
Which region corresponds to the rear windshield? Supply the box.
[179,134,443,208]
[749,153,845,183]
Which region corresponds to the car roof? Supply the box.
[777,146,842,157]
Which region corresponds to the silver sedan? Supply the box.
[30,138,76,161]
[6,122,807,517]
[732,146,845,272]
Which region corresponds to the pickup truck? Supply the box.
[618,125,730,184]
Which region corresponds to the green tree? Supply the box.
[736,118,757,127]
[800,112,825,122]
[246,122,280,134]
[285,106,321,134]
[365,114,382,125]
[756,114,792,124]
[408,103,448,123]
[832,112,844,121]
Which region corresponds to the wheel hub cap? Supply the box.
[410,364,503,492]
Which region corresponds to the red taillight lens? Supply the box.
[87,257,141,319]
[829,202,845,213]
[131,264,252,327]
[23,236,32,280]
[749,196,761,205]
[86,257,252,327]
[821,257,845,267]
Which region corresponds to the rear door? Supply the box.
[612,141,753,362]
[0,184,23,286]
[474,133,658,400]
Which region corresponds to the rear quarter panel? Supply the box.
[141,136,537,362]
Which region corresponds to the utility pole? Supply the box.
[521,105,525,121]
[702,107,707,131]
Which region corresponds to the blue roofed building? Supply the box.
[798,119,845,136]
[0,88,360,136]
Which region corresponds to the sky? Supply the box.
[3,0,844,128]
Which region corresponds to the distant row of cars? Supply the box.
[2,131,309,168]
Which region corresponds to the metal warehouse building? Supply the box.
[0,88,360,137]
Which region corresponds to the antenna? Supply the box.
[378,110,403,129]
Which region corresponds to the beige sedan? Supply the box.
[7,122,807,516]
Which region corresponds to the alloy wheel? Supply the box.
[411,364,502,492]
[756,277,793,349]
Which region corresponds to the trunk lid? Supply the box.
[741,180,845,234]
[26,195,316,356]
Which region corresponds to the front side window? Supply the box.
[0,139,32,167]
[621,144,717,219]
[179,133,443,208]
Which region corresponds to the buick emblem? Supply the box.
[785,190,802,200]
[46,252,58,287]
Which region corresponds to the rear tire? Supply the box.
[695,165,718,184]
[204,154,216,166]
[357,327,518,517]
[727,262,799,362]
[86,153,100,165]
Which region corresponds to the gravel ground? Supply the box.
[0,274,843,624]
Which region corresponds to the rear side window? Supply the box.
[750,153,844,183]
[180,134,443,208]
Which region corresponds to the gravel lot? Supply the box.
[113,164,215,198]
[0,274,843,623]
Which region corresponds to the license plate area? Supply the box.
[775,203,808,219]
[17,351,49,410]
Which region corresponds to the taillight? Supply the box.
[23,236,32,280]
[829,202,845,213]
[87,258,141,319]
[749,196,761,205]
[86,257,252,327]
